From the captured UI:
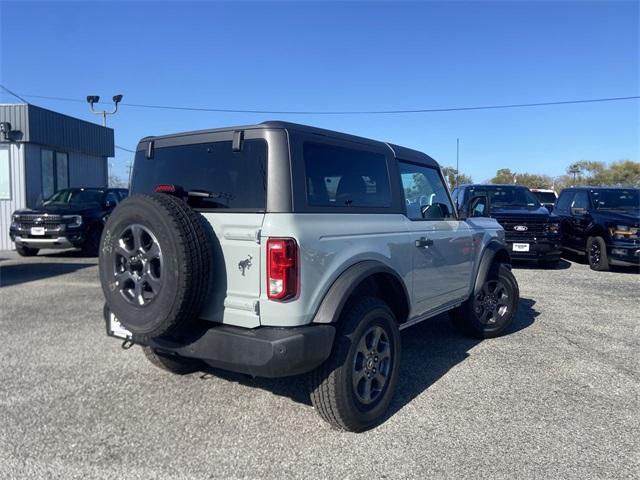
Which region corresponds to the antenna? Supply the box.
[455,138,460,187]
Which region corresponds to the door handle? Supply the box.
[415,237,434,248]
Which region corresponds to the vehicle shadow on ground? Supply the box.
[199,297,540,418]
[512,259,572,270]
[0,262,95,287]
[561,251,639,274]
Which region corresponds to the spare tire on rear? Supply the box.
[99,193,212,340]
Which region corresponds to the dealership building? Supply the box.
[0,104,114,250]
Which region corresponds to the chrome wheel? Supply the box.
[113,224,163,306]
[352,325,392,405]
[473,279,510,325]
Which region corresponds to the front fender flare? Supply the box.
[312,261,409,324]
[473,241,511,296]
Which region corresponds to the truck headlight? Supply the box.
[609,225,638,240]
[63,215,83,228]
[11,213,19,228]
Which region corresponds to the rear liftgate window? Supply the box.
[303,142,391,208]
[131,139,267,211]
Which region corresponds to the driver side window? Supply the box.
[399,162,454,221]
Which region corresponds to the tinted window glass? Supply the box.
[532,191,557,204]
[571,191,589,211]
[44,188,105,206]
[464,186,540,208]
[591,189,639,211]
[554,192,573,214]
[400,162,454,220]
[303,142,391,208]
[131,140,267,210]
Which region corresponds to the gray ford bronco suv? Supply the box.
[100,121,519,432]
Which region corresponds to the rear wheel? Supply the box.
[308,297,401,432]
[142,346,203,375]
[451,263,519,339]
[587,236,609,271]
[16,245,39,257]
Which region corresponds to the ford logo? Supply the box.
[35,217,43,224]
[514,225,528,232]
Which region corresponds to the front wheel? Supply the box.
[308,297,401,432]
[587,236,609,271]
[16,245,39,257]
[451,263,519,339]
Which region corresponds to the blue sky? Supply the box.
[1,1,638,183]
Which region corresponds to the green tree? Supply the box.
[489,168,516,184]
[442,166,473,189]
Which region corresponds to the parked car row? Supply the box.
[451,184,639,271]
[6,121,639,433]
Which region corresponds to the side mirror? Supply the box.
[105,200,116,209]
[466,194,489,218]
[421,202,450,220]
[571,207,586,216]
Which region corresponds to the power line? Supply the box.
[0,84,30,104]
[115,145,135,153]
[9,91,640,116]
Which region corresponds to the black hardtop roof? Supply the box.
[139,121,438,168]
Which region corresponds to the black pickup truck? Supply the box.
[10,187,128,256]
[452,184,562,267]
[554,187,640,271]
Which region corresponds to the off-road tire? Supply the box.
[451,263,519,339]
[309,297,401,432]
[99,193,212,341]
[142,346,203,375]
[16,245,39,257]
[587,236,609,271]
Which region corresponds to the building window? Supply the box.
[0,146,10,200]
[41,149,69,199]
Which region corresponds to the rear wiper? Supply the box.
[186,189,233,208]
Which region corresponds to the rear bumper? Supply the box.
[110,320,336,378]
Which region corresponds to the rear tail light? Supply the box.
[267,238,298,300]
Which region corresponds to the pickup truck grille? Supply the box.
[496,217,548,238]
[15,214,63,230]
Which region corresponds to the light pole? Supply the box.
[86,94,123,126]
[455,138,459,188]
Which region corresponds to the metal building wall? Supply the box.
[0,143,26,251]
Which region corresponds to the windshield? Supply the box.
[466,186,540,208]
[44,189,105,206]
[592,189,640,211]
[532,191,557,204]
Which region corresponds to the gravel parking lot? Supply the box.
[0,251,638,479]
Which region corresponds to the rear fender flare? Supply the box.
[312,261,409,324]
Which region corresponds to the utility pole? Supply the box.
[86,94,123,126]
[455,138,460,187]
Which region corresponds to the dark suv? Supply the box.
[452,184,562,267]
[555,187,640,271]
[10,187,128,256]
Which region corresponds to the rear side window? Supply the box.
[303,142,391,208]
[131,140,267,211]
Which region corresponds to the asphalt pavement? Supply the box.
[0,250,638,479]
